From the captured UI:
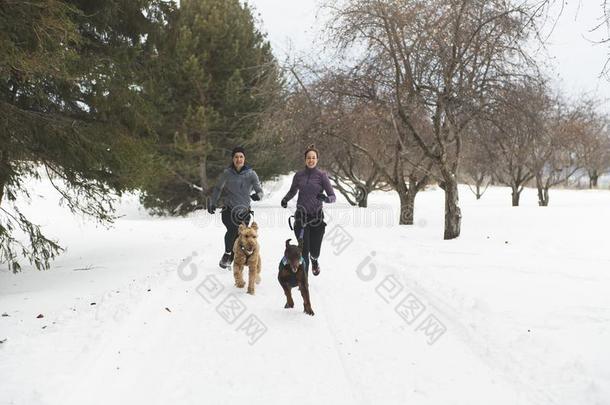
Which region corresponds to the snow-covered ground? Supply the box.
[1,175,609,405]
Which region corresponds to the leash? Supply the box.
[288,215,306,242]
[288,214,320,230]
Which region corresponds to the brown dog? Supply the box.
[232,222,261,295]
[277,239,314,316]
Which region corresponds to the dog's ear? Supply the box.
[285,239,292,248]
[251,222,258,231]
[238,223,246,234]
[297,238,304,250]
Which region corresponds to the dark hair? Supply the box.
[231,146,246,158]
[304,144,319,159]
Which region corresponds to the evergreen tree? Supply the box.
[0,0,167,272]
[140,0,286,215]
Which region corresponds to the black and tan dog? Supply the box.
[278,239,314,316]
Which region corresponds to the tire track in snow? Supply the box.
[311,282,370,405]
[375,255,560,405]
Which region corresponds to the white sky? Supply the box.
[248,0,610,111]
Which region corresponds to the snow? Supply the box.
[1,174,609,405]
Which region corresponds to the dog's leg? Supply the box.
[234,263,245,288]
[255,256,262,284]
[247,264,257,295]
[278,275,294,308]
[298,280,314,316]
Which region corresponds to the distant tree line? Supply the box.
[279,0,610,239]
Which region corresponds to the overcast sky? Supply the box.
[248,0,610,110]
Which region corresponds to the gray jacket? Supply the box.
[210,165,264,211]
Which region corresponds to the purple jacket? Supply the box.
[283,167,336,215]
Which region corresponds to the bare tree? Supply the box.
[287,66,432,223]
[325,0,538,238]
[574,103,610,188]
[316,88,393,207]
[483,81,539,206]
[326,126,392,208]
[462,120,495,199]
[320,69,434,224]
[328,155,388,208]
[528,96,581,206]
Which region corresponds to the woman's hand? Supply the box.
[281,198,288,208]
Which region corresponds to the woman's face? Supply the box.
[305,151,318,169]
[233,153,245,170]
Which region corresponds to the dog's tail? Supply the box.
[285,239,292,248]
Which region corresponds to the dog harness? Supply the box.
[240,244,255,262]
[281,256,305,273]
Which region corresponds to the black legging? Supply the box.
[293,210,326,273]
[221,207,252,253]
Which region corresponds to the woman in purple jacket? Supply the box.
[281,144,336,276]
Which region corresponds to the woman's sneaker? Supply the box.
[219,252,233,269]
[311,258,320,276]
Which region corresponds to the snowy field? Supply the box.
[1,174,609,405]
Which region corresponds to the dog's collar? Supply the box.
[281,256,304,273]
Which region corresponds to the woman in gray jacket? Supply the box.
[208,146,264,269]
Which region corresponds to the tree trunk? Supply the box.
[589,170,599,189]
[442,174,461,240]
[536,185,548,206]
[0,151,7,207]
[0,180,5,208]
[537,187,549,206]
[475,174,485,199]
[535,175,548,206]
[199,154,209,194]
[396,183,416,225]
[511,185,521,207]
[357,191,369,208]
[355,183,369,208]
[398,191,415,225]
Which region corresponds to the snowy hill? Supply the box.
[1,174,609,405]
